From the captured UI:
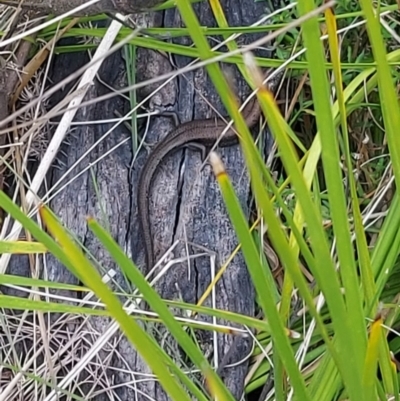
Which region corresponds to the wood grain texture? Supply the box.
[2,1,278,399]
[129,1,274,399]
[0,0,163,16]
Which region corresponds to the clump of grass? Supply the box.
[0,1,400,400]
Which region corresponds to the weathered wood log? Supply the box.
[2,0,278,399]
[128,1,273,399]
[0,0,164,16]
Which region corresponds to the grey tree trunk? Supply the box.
[2,1,279,399]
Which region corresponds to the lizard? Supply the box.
[137,76,265,271]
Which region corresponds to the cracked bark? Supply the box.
[2,0,279,399]
[0,0,164,16]
[129,1,274,399]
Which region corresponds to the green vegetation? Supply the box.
[1,0,400,400]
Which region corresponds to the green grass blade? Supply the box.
[87,218,234,401]
[209,151,311,400]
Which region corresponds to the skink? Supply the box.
[137,89,262,270]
